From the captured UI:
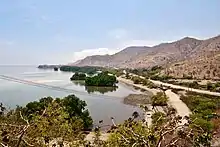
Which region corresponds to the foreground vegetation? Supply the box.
[0,92,216,146]
[0,95,93,146]
[180,92,220,133]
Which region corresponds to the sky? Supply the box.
[0,0,220,65]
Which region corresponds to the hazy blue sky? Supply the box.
[0,0,220,65]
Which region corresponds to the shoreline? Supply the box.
[118,77,160,126]
[117,77,160,95]
[123,93,151,106]
[118,76,191,125]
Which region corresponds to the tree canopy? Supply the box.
[151,92,168,107]
[21,95,93,129]
[70,72,86,80]
[85,72,117,87]
[0,92,215,146]
[60,66,101,74]
[0,95,92,146]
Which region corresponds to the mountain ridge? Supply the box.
[71,35,220,79]
[72,36,217,67]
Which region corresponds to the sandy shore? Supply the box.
[123,94,151,106]
[118,77,191,120]
[165,89,191,124]
[118,77,160,95]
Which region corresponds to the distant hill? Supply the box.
[71,46,149,67]
[166,35,220,79]
[72,35,220,79]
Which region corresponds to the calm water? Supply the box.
[0,66,143,127]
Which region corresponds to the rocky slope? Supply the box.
[72,46,150,67]
[73,37,204,68]
[124,37,202,68]
[166,52,220,80]
[165,35,220,79]
[73,35,220,79]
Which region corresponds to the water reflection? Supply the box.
[71,80,85,86]
[85,86,118,94]
[71,80,118,94]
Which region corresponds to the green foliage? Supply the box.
[151,92,168,107]
[54,67,59,71]
[190,114,214,132]
[102,68,124,77]
[206,82,220,92]
[85,72,117,86]
[61,95,93,129]
[23,96,53,119]
[105,107,212,147]
[70,72,86,80]
[151,112,166,126]
[0,96,214,146]
[22,95,93,129]
[128,66,163,78]
[60,66,101,74]
[167,80,220,92]
[180,92,220,132]
[29,101,85,146]
[130,76,157,88]
[0,98,87,146]
[150,74,173,82]
[131,76,142,84]
[85,86,117,94]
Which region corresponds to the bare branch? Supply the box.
[22,138,35,147]
[19,111,29,125]
[0,143,9,147]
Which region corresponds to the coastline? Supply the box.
[118,76,191,126]
[117,77,160,95]
[118,77,160,126]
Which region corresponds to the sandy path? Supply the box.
[85,132,109,142]
[118,77,163,126]
[118,77,191,122]
[150,79,220,97]
[129,73,220,97]
[118,77,160,95]
[165,90,191,117]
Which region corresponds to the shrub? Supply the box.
[22,95,93,129]
[132,77,142,84]
[151,92,168,106]
[70,72,86,80]
[85,72,117,86]
[151,112,166,126]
